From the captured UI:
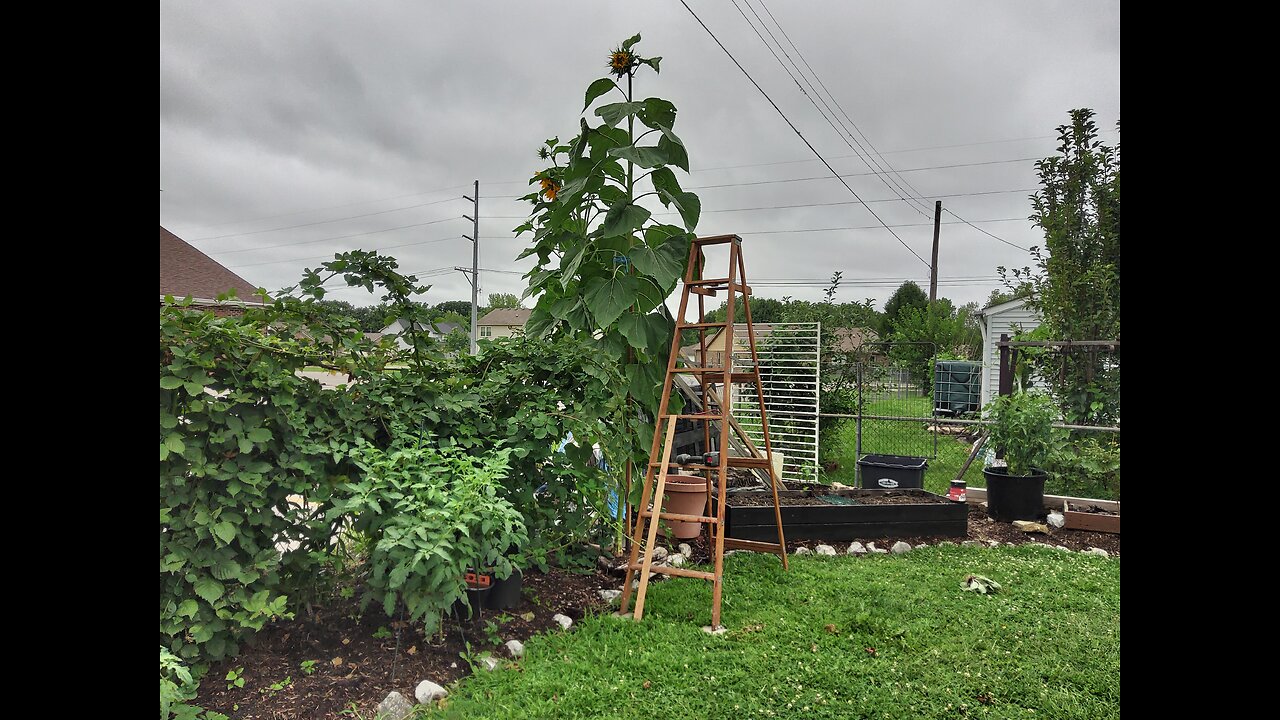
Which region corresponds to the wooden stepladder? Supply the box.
[618,234,788,629]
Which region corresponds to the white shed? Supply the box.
[977,298,1043,409]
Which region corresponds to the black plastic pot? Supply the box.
[983,467,1047,522]
[450,583,492,622]
[486,568,523,610]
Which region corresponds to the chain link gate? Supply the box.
[852,342,938,485]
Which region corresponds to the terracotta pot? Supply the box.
[663,475,708,539]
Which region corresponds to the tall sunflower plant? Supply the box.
[516,34,702,536]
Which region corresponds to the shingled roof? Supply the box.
[160,226,264,303]
[478,308,531,326]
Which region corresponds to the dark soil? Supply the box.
[731,489,952,507]
[195,568,616,719]
[198,503,1118,718]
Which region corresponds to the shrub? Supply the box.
[983,391,1061,476]
[334,439,529,632]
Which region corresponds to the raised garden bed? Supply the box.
[723,488,967,541]
[1063,503,1120,534]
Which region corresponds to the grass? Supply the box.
[423,547,1120,719]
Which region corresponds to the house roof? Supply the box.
[478,308,531,326]
[978,297,1031,318]
[433,322,462,335]
[831,326,880,352]
[160,226,263,303]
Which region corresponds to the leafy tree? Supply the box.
[889,298,981,390]
[485,293,522,311]
[880,281,928,338]
[434,299,473,319]
[1001,108,1120,424]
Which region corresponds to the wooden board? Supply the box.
[1063,510,1120,534]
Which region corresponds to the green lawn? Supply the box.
[425,547,1120,719]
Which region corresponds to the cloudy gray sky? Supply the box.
[160,0,1119,312]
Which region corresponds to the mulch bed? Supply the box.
[197,504,1119,718]
[195,569,615,719]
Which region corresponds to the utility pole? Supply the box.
[462,180,480,355]
[929,200,942,302]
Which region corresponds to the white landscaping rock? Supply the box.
[1055,545,1070,552]
[651,546,670,562]
[504,639,525,659]
[668,554,686,567]
[480,656,502,671]
[598,589,622,603]
[414,680,449,705]
[987,540,1001,548]
[847,542,867,555]
[677,543,693,558]
[915,543,929,550]
[1047,511,1066,529]
[1085,547,1110,558]
[891,541,912,555]
[701,625,728,635]
[552,613,574,630]
[378,691,414,720]
[794,546,813,555]
[867,542,888,554]
[815,544,838,556]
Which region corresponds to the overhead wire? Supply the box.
[677,0,930,268]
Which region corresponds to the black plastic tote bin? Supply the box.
[858,454,928,489]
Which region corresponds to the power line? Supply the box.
[754,0,935,218]
[195,183,471,229]
[216,217,464,258]
[193,196,464,241]
[484,187,1037,219]
[944,208,1030,251]
[486,157,1040,198]
[736,0,933,220]
[677,0,929,268]
[228,232,465,269]
[477,215,1027,240]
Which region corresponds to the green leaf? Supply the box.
[639,98,676,130]
[583,275,638,329]
[160,376,183,390]
[621,33,641,51]
[584,78,617,111]
[650,167,683,201]
[176,599,199,619]
[608,145,669,169]
[246,427,272,443]
[617,313,651,352]
[602,202,651,238]
[633,277,666,313]
[629,243,686,288]
[184,382,205,396]
[659,132,689,172]
[641,56,662,73]
[559,243,588,286]
[194,577,225,605]
[595,101,644,128]
[165,435,186,455]
[661,191,701,231]
[212,521,236,546]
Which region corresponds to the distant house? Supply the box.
[681,324,880,366]
[477,308,531,339]
[379,319,465,350]
[160,226,266,315]
[977,297,1043,408]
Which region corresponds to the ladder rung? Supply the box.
[628,563,717,581]
[689,287,717,297]
[687,278,732,286]
[674,367,730,374]
[724,537,786,554]
[692,235,739,246]
[663,413,725,420]
[678,322,729,330]
[640,510,719,524]
[648,457,771,471]
[702,372,759,384]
